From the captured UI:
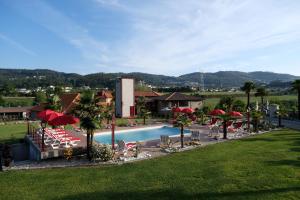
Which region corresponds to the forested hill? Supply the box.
[0,68,298,89]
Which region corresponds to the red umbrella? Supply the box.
[37,109,55,121]
[44,112,63,122]
[209,109,225,116]
[228,111,243,118]
[48,114,79,126]
[181,108,194,114]
[172,107,182,112]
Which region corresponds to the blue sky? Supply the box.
[1,0,300,76]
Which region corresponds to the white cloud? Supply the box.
[95,0,300,75]
[0,33,37,56]
[4,0,300,75]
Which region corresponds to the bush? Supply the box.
[91,143,114,161]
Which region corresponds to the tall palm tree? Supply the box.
[241,81,255,110]
[251,111,262,133]
[277,105,288,127]
[255,87,268,112]
[176,114,192,148]
[291,80,300,120]
[73,91,103,160]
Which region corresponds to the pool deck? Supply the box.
[6,123,276,170]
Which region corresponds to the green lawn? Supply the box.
[0,123,27,144]
[0,129,300,199]
[2,97,35,107]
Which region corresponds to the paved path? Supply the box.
[271,118,300,130]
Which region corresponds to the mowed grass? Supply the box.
[0,123,27,144]
[204,95,297,108]
[0,129,300,200]
[3,97,35,107]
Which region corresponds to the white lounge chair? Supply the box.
[191,130,201,141]
[160,135,171,148]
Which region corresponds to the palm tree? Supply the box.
[139,107,151,125]
[218,113,234,139]
[241,81,255,110]
[277,105,288,127]
[194,108,205,125]
[251,111,262,133]
[136,96,146,115]
[255,87,268,112]
[73,91,103,160]
[218,96,235,112]
[102,103,114,125]
[291,80,300,120]
[175,114,192,148]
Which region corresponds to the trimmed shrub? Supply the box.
[91,143,113,161]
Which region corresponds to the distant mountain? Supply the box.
[0,68,299,89]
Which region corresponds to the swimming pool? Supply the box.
[94,126,191,144]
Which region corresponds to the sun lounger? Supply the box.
[191,130,201,141]
[209,125,220,139]
[160,135,171,148]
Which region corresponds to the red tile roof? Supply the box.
[0,106,33,113]
[153,92,203,101]
[134,91,160,98]
[97,90,113,99]
[60,93,80,113]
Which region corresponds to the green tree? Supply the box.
[217,96,235,112]
[277,105,288,127]
[34,91,47,104]
[136,96,146,115]
[102,104,114,125]
[0,95,5,106]
[232,99,246,112]
[0,83,16,96]
[241,81,255,110]
[217,113,235,139]
[175,114,192,148]
[73,91,103,160]
[139,107,151,125]
[255,87,268,112]
[54,86,63,95]
[46,95,62,111]
[291,80,300,119]
[194,108,205,125]
[251,111,262,133]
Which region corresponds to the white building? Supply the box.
[115,78,135,118]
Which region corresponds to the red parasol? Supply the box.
[172,107,182,113]
[181,108,194,114]
[228,111,243,118]
[209,109,226,116]
[48,115,79,126]
[37,109,56,121]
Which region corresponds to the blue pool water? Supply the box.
[94,126,190,144]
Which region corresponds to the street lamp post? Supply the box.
[247,108,250,132]
[111,114,115,150]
